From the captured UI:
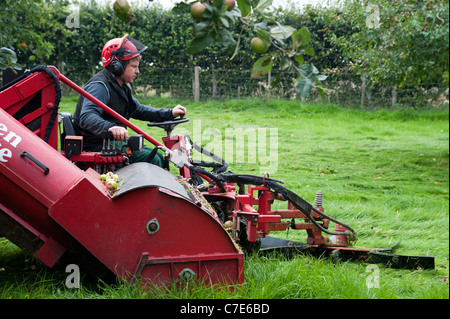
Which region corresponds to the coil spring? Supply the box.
[315,190,324,208]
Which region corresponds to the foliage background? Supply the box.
[1,0,448,107]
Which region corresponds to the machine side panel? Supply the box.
[0,108,83,208]
[49,178,243,286]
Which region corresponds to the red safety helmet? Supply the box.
[101,34,147,67]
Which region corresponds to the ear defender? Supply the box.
[109,59,124,76]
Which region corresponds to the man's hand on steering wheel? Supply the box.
[172,105,186,118]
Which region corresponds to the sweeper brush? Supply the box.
[0,66,434,288]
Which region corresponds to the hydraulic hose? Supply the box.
[187,163,226,193]
[30,66,62,143]
[216,172,357,237]
[0,65,61,144]
[188,136,228,173]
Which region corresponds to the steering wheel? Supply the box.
[147,117,189,137]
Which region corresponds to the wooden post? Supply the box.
[212,68,218,100]
[361,75,366,108]
[194,66,200,102]
[392,87,397,107]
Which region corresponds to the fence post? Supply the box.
[361,75,366,108]
[392,87,397,107]
[194,66,200,102]
[212,68,218,99]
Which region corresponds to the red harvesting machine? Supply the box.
[0,66,434,288]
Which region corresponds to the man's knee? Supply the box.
[149,152,164,167]
[132,146,164,168]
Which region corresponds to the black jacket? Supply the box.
[73,69,173,151]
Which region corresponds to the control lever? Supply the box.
[102,131,121,155]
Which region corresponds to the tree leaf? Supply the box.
[297,75,313,98]
[194,21,212,38]
[218,28,237,53]
[298,27,311,46]
[254,0,273,12]
[291,30,302,50]
[292,27,311,50]
[172,2,190,15]
[220,16,229,28]
[255,28,271,43]
[294,54,304,66]
[304,47,314,56]
[0,47,20,70]
[299,63,312,77]
[270,25,296,40]
[251,55,273,78]
[316,86,326,101]
[229,37,241,61]
[187,34,213,53]
[271,71,282,87]
[280,55,292,71]
[237,0,251,17]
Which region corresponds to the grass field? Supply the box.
[0,96,448,299]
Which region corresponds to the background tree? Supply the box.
[327,0,449,90]
[141,0,327,99]
[1,0,447,106]
[0,0,54,70]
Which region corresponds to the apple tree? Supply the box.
[0,0,56,71]
[115,0,327,100]
[328,0,449,90]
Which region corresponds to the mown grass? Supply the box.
[0,96,448,299]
